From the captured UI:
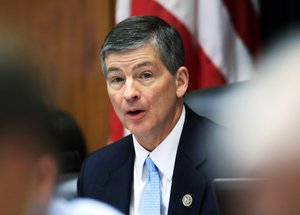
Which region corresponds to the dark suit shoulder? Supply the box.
[86,135,133,165]
[77,135,134,197]
[185,104,224,130]
[182,105,224,146]
[182,105,233,177]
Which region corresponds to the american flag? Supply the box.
[109,0,261,142]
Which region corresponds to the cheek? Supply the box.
[147,86,177,121]
[153,82,177,105]
[108,92,127,124]
[0,156,36,215]
[108,91,122,108]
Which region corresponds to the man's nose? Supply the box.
[123,80,140,102]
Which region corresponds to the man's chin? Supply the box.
[126,126,149,137]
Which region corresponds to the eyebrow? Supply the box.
[107,66,122,74]
[107,61,155,75]
[132,61,154,71]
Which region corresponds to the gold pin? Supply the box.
[182,194,193,207]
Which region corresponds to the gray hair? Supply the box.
[101,16,185,77]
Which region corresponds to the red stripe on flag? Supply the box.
[222,0,261,55]
[109,103,124,142]
[131,0,225,90]
[197,45,226,88]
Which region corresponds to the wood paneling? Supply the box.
[0,0,115,152]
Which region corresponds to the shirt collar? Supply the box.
[133,106,186,181]
[133,137,149,181]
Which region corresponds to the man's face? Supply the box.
[105,44,188,139]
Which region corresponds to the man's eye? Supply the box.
[111,77,124,83]
[141,72,152,79]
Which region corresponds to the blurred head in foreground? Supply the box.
[230,30,300,215]
[0,33,57,215]
[0,31,124,215]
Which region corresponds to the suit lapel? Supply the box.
[104,136,135,214]
[168,106,208,215]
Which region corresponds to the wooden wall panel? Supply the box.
[0,0,115,152]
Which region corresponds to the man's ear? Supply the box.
[34,155,57,202]
[175,66,189,98]
[25,154,57,215]
[36,155,57,197]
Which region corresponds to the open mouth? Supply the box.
[125,108,146,120]
[127,110,144,116]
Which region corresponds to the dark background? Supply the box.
[260,0,300,49]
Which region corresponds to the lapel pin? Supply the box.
[182,194,193,207]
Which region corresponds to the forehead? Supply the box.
[105,44,161,71]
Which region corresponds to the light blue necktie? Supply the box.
[140,156,161,215]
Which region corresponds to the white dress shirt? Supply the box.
[129,107,186,215]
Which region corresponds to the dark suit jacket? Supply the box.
[78,105,233,215]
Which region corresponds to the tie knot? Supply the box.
[145,156,157,173]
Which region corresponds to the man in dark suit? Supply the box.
[78,16,227,215]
